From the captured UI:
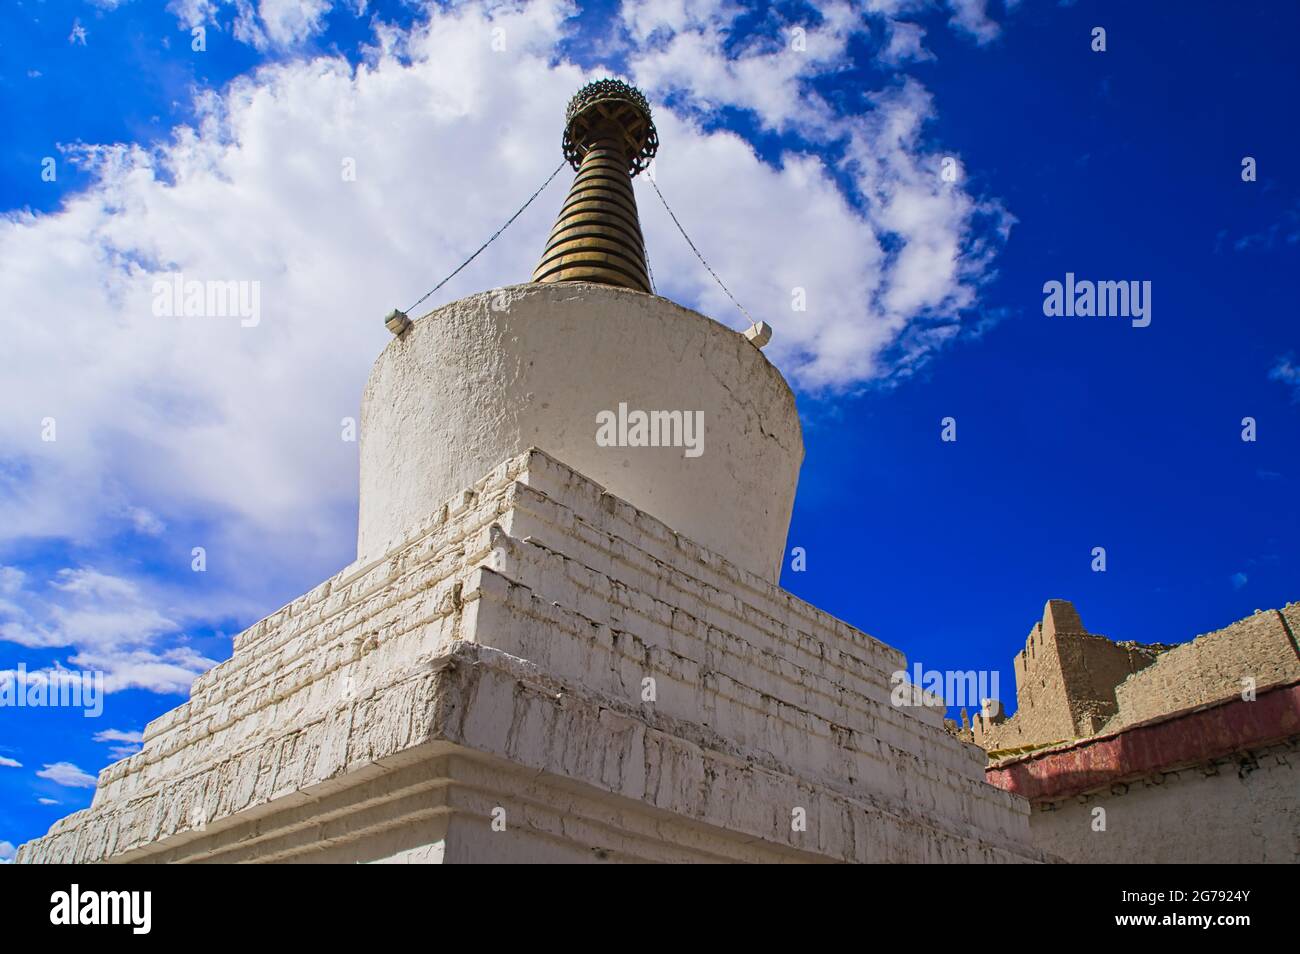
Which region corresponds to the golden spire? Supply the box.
[532,79,659,294]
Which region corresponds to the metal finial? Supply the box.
[562,79,659,177]
[532,79,657,293]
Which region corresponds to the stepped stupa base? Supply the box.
[19,451,1044,864]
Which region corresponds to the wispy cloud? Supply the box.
[234,0,335,51]
[1269,354,1300,402]
[93,728,144,744]
[0,567,216,694]
[35,762,97,789]
[1231,201,1300,253]
[946,0,1002,44]
[166,0,336,49]
[0,756,21,768]
[94,728,145,761]
[882,20,936,65]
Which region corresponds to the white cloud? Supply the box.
[623,0,858,136]
[1,0,1011,670]
[621,0,720,42]
[0,756,21,768]
[0,566,24,596]
[128,507,167,537]
[623,5,1012,386]
[0,568,217,693]
[1,567,173,650]
[38,798,61,805]
[882,20,935,65]
[35,761,98,788]
[93,728,145,744]
[72,646,217,694]
[50,569,176,651]
[167,0,336,49]
[93,728,146,759]
[0,841,14,863]
[168,0,222,29]
[1269,354,1300,402]
[235,0,335,50]
[946,0,1001,44]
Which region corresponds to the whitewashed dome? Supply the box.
[357,282,803,582]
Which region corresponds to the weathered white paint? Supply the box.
[357,282,802,582]
[18,451,1044,864]
[1027,745,1300,863]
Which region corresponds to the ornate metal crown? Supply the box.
[561,78,659,176]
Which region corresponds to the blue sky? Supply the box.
[1,0,1297,854]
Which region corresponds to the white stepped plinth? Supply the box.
[19,451,1042,864]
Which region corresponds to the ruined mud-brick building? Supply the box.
[973,599,1300,863]
[18,81,1046,864]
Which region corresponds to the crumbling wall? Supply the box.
[1105,605,1300,733]
[1013,623,1073,740]
[1056,633,1164,735]
[1285,603,1300,641]
[976,602,1078,751]
[973,600,1161,752]
[974,599,1300,755]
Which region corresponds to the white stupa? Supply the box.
[19,81,1041,864]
